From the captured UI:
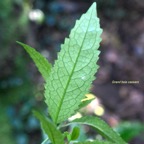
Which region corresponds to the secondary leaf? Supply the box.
[71,126,80,140]
[71,116,127,144]
[45,2,102,124]
[17,41,52,81]
[63,131,71,142]
[115,122,144,142]
[79,98,95,109]
[33,111,64,144]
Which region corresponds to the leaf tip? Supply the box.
[16,41,24,47]
[92,2,96,8]
[87,2,97,16]
[90,2,97,10]
[16,41,20,44]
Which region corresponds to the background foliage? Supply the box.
[0,0,144,144]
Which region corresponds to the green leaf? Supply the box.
[33,111,64,144]
[79,98,95,109]
[71,116,127,144]
[45,2,102,124]
[63,131,71,141]
[74,141,115,144]
[63,127,80,142]
[115,122,144,142]
[71,126,80,140]
[17,41,52,81]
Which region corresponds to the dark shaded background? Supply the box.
[0,0,144,144]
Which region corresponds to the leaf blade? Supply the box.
[45,2,102,124]
[33,111,64,144]
[71,116,127,144]
[17,41,52,81]
[71,126,80,140]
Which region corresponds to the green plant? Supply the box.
[115,121,144,142]
[0,0,28,60]
[0,107,15,144]
[17,2,127,144]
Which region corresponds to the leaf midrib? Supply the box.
[54,9,94,124]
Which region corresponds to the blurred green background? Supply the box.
[0,0,144,144]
